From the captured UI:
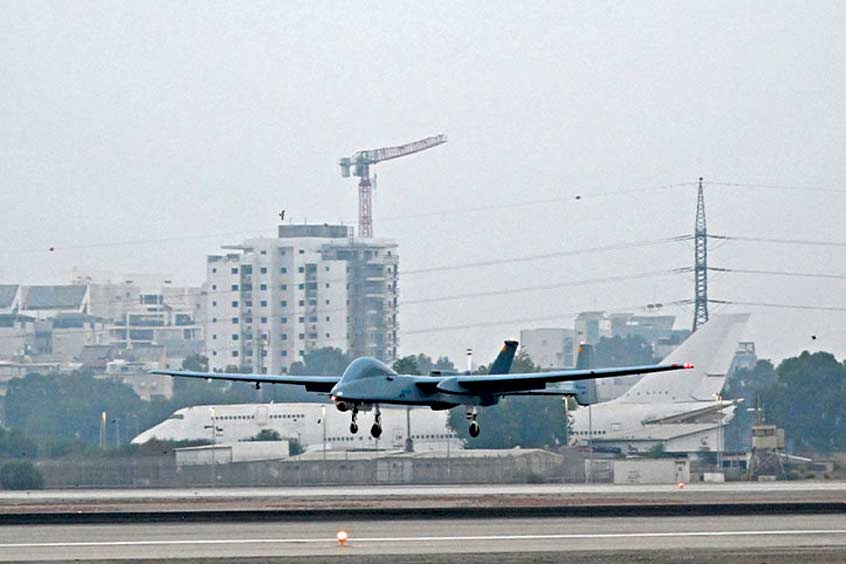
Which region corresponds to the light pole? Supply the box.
[321,404,327,463]
[714,394,723,471]
[203,407,223,484]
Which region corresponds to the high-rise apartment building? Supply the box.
[205,225,398,374]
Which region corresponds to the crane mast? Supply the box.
[340,134,447,238]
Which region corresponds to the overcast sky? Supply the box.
[2,1,845,365]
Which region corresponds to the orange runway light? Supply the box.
[337,530,349,547]
[678,481,686,489]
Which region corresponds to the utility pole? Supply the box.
[692,177,709,332]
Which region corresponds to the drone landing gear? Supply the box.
[370,405,382,439]
[350,405,359,434]
[466,406,480,438]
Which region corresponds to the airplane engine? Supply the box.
[334,400,349,412]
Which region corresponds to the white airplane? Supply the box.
[569,313,750,454]
[131,402,462,452]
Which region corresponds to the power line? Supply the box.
[404,235,692,275]
[0,269,691,342]
[708,299,846,313]
[3,235,690,313]
[0,183,695,256]
[708,180,846,196]
[402,268,691,306]
[402,300,692,335]
[710,267,846,281]
[710,234,846,248]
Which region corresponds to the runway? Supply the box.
[1,514,846,562]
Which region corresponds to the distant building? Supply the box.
[731,341,758,372]
[19,285,90,319]
[520,328,575,368]
[0,285,21,314]
[205,224,398,374]
[574,311,610,346]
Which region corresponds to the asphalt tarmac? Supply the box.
[1,513,845,562]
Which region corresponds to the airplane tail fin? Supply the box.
[574,344,597,404]
[618,313,750,404]
[488,340,519,374]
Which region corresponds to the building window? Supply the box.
[281,350,287,357]
[260,250,267,255]
[212,268,217,273]
[298,249,304,255]
[325,316,330,322]
[212,351,217,356]
[242,265,252,274]
[245,300,253,307]
[298,317,305,323]
[298,300,304,306]
[212,285,217,290]
[232,351,239,357]
[280,284,287,290]
[260,267,267,274]
[325,283,330,288]
[212,317,218,323]
[281,334,288,340]
[298,284,304,290]
[298,333,305,339]
[260,284,267,291]
[325,333,330,338]
[260,300,268,307]
[325,300,330,305]
[212,334,217,340]
[232,318,238,324]
[308,315,317,322]
[260,317,267,324]
[280,267,287,274]
[231,267,238,274]
[231,284,238,291]
[281,300,287,307]
[231,301,238,307]
[232,334,239,341]
[281,317,288,323]
[298,267,305,273]
[212,301,217,306]
[325,266,330,272]
[280,249,286,256]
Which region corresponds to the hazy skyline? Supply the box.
[3,2,846,364]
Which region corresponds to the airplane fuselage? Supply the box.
[329,357,493,410]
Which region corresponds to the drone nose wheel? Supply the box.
[469,421,480,438]
[370,424,382,439]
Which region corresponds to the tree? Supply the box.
[289,347,352,376]
[0,461,44,490]
[393,356,420,375]
[434,356,456,372]
[0,427,37,459]
[250,429,282,441]
[761,351,846,453]
[181,354,209,372]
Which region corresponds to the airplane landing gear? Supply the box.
[350,405,359,434]
[371,405,382,439]
[465,406,480,438]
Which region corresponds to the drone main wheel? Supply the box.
[370,424,382,439]
[350,422,358,434]
[469,421,480,438]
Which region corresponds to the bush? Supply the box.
[0,460,44,490]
